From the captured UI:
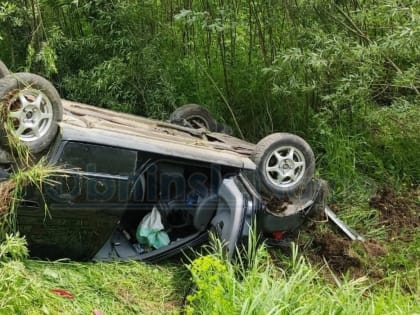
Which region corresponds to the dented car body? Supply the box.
[0,70,327,262]
[12,101,325,261]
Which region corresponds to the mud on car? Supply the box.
[0,63,326,262]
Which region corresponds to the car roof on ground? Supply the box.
[60,100,256,170]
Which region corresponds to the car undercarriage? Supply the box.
[0,66,360,262]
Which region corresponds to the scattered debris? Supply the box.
[50,288,74,299]
[298,189,419,278]
[325,206,365,241]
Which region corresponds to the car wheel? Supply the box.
[169,104,217,131]
[251,133,315,196]
[0,73,63,154]
[0,60,10,78]
[216,121,233,135]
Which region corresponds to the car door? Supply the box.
[211,176,256,258]
[18,141,137,260]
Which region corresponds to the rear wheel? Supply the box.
[169,104,217,132]
[216,121,233,135]
[251,133,315,197]
[0,61,10,78]
[0,73,63,154]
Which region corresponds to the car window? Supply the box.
[58,142,137,176]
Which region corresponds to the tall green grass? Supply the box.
[185,235,419,315]
[0,161,64,237]
[0,101,64,239]
[0,235,188,315]
[0,229,417,314]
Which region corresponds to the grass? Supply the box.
[0,82,418,314]
[0,136,417,314]
[1,229,418,315]
[0,235,189,315]
[0,260,189,315]
[185,234,419,315]
[0,176,418,314]
[9,207,415,315]
[0,93,65,238]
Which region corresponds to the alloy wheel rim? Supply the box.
[186,115,210,129]
[265,146,306,188]
[7,89,53,142]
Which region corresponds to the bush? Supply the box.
[185,236,419,314]
[0,234,28,262]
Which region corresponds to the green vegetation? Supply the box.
[0,0,418,314]
[0,161,61,238]
[185,236,419,315]
[0,95,63,238]
[1,0,418,199]
[0,232,418,315]
[0,235,189,315]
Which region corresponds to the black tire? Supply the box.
[0,60,10,78]
[0,73,63,154]
[216,121,233,135]
[169,104,217,132]
[251,133,315,197]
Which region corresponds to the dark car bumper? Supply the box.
[258,179,327,236]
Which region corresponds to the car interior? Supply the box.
[94,157,233,261]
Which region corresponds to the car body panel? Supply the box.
[61,100,256,170]
[211,178,248,257]
[7,99,328,262]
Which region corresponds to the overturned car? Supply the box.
[0,63,326,262]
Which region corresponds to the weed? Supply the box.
[0,253,188,314]
[185,233,419,315]
[0,233,28,262]
[0,84,65,239]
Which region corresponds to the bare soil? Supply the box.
[300,188,418,277]
[312,233,362,273]
[370,187,419,239]
[363,239,387,257]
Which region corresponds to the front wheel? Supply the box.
[251,133,315,197]
[0,73,63,154]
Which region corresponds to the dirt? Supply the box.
[304,188,418,278]
[363,239,387,257]
[311,232,362,273]
[370,188,419,239]
[306,232,388,279]
[266,197,292,215]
